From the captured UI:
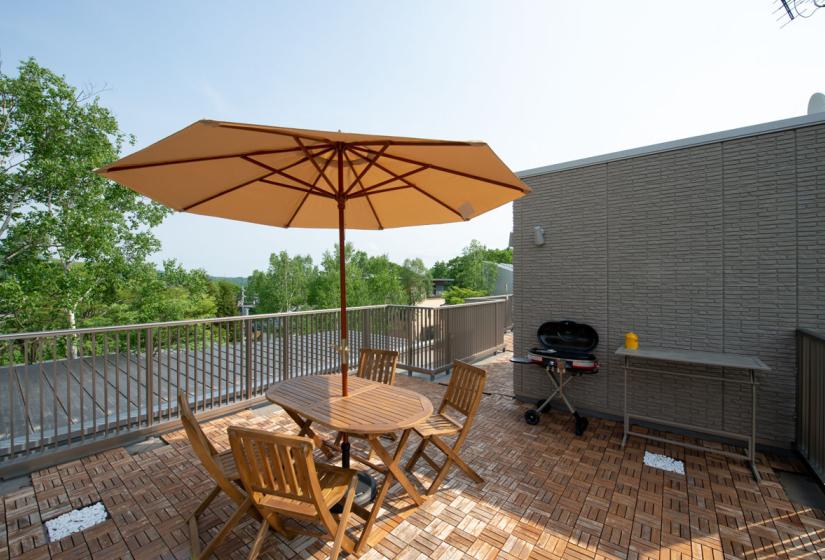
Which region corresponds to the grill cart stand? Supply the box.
[616,346,769,482]
[513,357,590,435]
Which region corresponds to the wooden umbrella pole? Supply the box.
[337,143,351,469]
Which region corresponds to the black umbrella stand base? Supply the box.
[331,471,377,513]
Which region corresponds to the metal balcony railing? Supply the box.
[797,328,825,485]
[0,300,507,477]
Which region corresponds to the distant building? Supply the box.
[431,278,454,296]
[492,263,513,295]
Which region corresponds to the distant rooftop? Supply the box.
[518,111,825,178]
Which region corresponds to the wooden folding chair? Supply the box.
[355,348,398,385]
[178,390,255,559]
[405,361,487,495]
[334,349,399,459]
[228,426,359,560]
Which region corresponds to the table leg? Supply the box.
[622,356,629,448]
[355,429,420,554]
[750,369,761,482]
[284,409,334,458]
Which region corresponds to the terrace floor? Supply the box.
[1,335,824,560]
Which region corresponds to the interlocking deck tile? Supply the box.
[1,335,824,559]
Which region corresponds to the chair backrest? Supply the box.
[441,361,487,419]
[177,390,244,503]
[356,348,398,385]
[228,426,321,507]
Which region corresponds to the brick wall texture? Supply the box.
[513,122,825,448]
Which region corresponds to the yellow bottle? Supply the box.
[625,332,639,350]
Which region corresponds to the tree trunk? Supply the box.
[67,307,79,359]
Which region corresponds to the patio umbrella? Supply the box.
[96,120,530,466]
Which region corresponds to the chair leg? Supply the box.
[329,477,357,560]
[187,485,221,558]
[405,437,429,470]
[246,519,270,560]
[426,435,483,495]
[427,453,454,495]
[431,435,484,484]
[192,484,221,518]
[198,497,252,559]
[263,511,294,540]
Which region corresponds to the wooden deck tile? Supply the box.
[0,335,823,559]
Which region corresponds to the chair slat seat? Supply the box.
[335,348,400,462]
[413,414,462,437]
[405,361,487,495]
[229,426,360,559]
[255,465,352,518]
[215,450,240,480]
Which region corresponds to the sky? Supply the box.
[2,1,823,276]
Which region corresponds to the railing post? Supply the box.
[246,319,253,400]
[363,309,371,350]
[406,308,414,375]
[281,318,290,381]
[145,328,153,426]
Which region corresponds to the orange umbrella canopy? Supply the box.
[98,120,528,468]
[96,120,530,229]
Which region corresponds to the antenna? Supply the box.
[774,0,824,27]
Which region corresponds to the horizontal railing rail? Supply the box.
[462,294,513,330]
[797,328,825,485]
[0,300,507,477]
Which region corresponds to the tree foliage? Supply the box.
[429,240,510,295]
[0,58,171,334]
[442,286,487,305]
[400,258,432,305]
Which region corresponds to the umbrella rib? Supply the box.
[348,184,412,198]
[343,149,383,229]
[294,137,338,195]
[357,155,465,220]
[99,146,311,172]
[285,145,337,228]
[343,144,388,196]
[215,122,334,144]
[350,145,527,192]
[182,171,275,211]
[241,154,335,197]
[259,178,335,199]
[349,140,478,147]
[181,150,332,211]
[348,166,428,196]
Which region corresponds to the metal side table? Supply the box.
[616,345,770,481]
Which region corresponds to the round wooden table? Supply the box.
[266,374,433,553]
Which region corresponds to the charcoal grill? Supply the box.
[515,320,599,435]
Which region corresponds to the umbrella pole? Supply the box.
[338,145,351,469]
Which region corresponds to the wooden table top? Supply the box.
[266,374,434,434]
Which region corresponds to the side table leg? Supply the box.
[622,356,629,449]
[750,369,760,482]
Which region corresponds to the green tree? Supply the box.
[363,255,405,305]
[399,258,432,305]
[0,59,171,339]
[89,261,217,326]
[442,286,487,305]
[211,280,240,317]
[429,240,507,295]
[309,243,369,309]
[248,251,317,312]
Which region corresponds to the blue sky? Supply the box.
[3,1,823,276]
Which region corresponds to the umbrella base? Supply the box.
[332,471,377,513]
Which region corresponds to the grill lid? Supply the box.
[537,320,599,352]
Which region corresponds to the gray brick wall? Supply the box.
[513,122,825,447]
